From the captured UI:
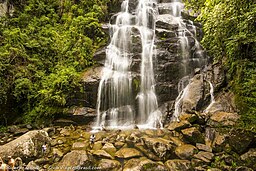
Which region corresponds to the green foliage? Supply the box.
[0,0,111,124]
[184,0,256,126]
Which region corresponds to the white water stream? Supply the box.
[94,0,162,130]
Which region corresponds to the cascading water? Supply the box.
[204,81,215,113]
[95,0,161,129]
[167,0,207,121]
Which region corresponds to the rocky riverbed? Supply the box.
[0,110,255,171]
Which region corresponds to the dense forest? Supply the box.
[0,0,119,126]
[184,0,256,127]
[0,0,256,128]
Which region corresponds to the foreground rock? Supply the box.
[55,150,91,171]
[0,130,50,160]
[123,157,168,171]
[165,159,192,171]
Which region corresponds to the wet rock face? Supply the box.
[72,0,207,110]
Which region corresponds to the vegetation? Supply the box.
[184,0,256,126]
[0,0,115,125]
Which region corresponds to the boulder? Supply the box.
[25,161,40,171]
[60,128,71,136]
[13,128,29,136]
[114,141,125,149]
[72,142,87,150]
[168,137,184,147]
[52,148,64,158]
[179,113,198,123]
[196,143,212,152]
[228,129,254,154]
[193,151,214,163]
[175,144,197,160]
[0,130,50,160]
[123,157,168,171]
[92,141,103,151]
[240,148,256,170]
[135,144,162,161]
[98,159,121,171]
[165,159,192,171]
[167,120,191,131]
[56,150,90,171]
[212,132,228,152]
[181,74,205,113]
[92,150,114,159]
[102,143,117,156]
[142,137,175,158]
[207,112,240,127]
[181,127,205,144]
[115,148,142,159]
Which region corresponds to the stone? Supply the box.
[142,137,175,158]
[26,161,41,171]
[207,112,240,127]
[175,144,197,160]
[35,158,49,165]
[179,113,198,123]
[135,144,162,161]
[181,74,205,113]
[72,142,87,150]
[115,148,142,159]
[8,125,19,133]
[52,148,64,158]
[212,132,228,152]
[114,141,125,149]
[169,137,184,147]
[0,130,50,160]
[43,127,55,135]
[228,129,254,154]
[196,143,212,152]
[92,141,103,151]
[240,148,256,170]
[194,151,214,163]
[167,120,191,131]
[92,150,114,159]
[181,127,205,144]
[60,128,71,136]
[56,150,90,171]
[14,128,29,136]
[123,158,168,171]
[102,143,117,156]
[98,159,121,171]
[165,159,192,171]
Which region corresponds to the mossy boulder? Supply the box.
[165,159,192,171]
[115,147,142,159]
[123,157,168,171]
[175,144,197,160]
[167,120,191,131]
[240,148,256,170]
[207,112,240,127]
[98,159,121,171]
[181,127,205,144]
[56,150,90,171]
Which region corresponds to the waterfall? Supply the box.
[204,81,215,113]
[172,79,189,122]
[95,0,161,129]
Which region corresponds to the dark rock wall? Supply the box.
[78,0,208,112]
